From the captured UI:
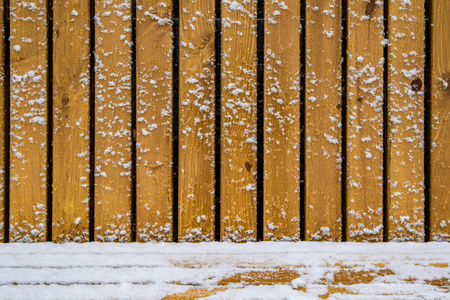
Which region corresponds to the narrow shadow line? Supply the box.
[423,0,432,242]
[172,0,179,243]
[89,0,96,242]
[256,0,264,242]
[46,0,54,242]
[341,0,348,242]
[382,0,389,242]
[299,0,306,241]
[214,0,221,242]
[130,0,137,242]
[3,0,10,242]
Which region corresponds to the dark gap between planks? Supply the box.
[340,0,348,242]
[214,0,221,242]
[3,0,10,242]
[130,0,137,242]
[89,0,96,242]
[382,0,389,242]
[256,0,264,242]
[172,0,180,243]
[424,0,432,242]
[46,0,54,241]
[299,0,306,241]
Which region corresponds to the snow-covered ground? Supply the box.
[0,242,449,299]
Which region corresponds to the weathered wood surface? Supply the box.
[220,0,258,242]
[135,0,173,242]
[94,0,132,242]
[430,0,450,242]
[304,0,342,241]
[346,0,384,242]
[52,0,91,242]
[178,0,216,242]
[0,0,448,244]
[9,0,48,242]
[387,0,425,241]
[263,0,300,241]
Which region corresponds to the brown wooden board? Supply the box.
[304,0,342,241]
[52,0,91,242]
[9,0,48,242]
[346,0,384,242]
[430,0,450,241]
[386,0,425,241]
[220,0,257,242]
[94,0,132,242]
[136,0,173,242]
[263,0,300,241]
[178,0,216,242]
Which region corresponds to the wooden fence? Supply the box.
[0,0,448,243]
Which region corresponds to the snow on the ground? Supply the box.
[0,242,449,299]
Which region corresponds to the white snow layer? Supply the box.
[0,242,448,299]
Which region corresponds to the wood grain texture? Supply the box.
[430,0,450,242]
[94,0,132,242]
[9,0,48,242]
[136,0,173,242]
[346,0,384,242]
[220,0,257,242]
[304,0,342,241]
[178,0,216,242]
[386,0,425,241]
[263,0,300,241]
[52,0,90,242]
[0,5,4,242]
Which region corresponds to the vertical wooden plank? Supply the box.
[94,0,132,242]
[0,4,4,242]
[346,0,384,242]
[136,0,173,242]
[178,0,215,242]
[387,0,425,241]
[220,0,257,242]
[304,0,342,241]
[9,0,48,242]
[263,0,300,241]
[430,0,450,241]
[52,0,90,242]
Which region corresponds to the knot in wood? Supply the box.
[411,78,422,92]
[365,0,376,16]
[62,95,70,106]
